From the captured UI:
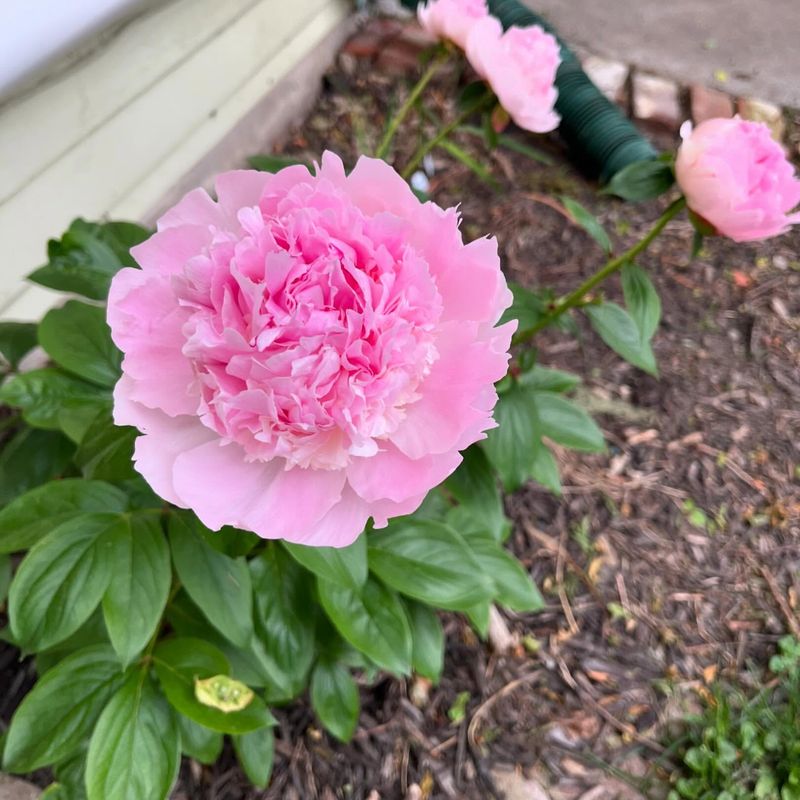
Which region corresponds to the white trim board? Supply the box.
[1,0,353,321]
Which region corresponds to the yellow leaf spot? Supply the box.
[194,674,254,713]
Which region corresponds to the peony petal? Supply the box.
[157,187,225,231]
[347,443,461,504]
[214,170,272,220]
[293,485,372,548]
[130,225,213,275]
[344,155,420,217]
[172,441,345,537]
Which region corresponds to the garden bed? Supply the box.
[3,18,800,800]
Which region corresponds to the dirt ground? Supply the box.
[3,18,800,800]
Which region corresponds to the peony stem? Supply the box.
[514,196,687,344]
[401,91,495,179]
[375,54,448,161]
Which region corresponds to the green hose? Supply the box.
[399,0,657,182]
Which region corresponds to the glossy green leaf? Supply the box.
[102,513,171,666]
[38,301,121,388]
[518,364,581,394]
[0,322,38,370]
[317,576,412,675]
[482,383,539,491]
[0,479,127,554]
[310,659,359,743]
[501,282,548,331]
[0,369,107,431]
[368,520,494,611]
[2,645,125,772]
[531,392,605,453]
[0,553,10,606]
[168,513,253,647]
[34,608,109,676]
[405,600,444,683]
[152,637,273,734]
[0,427,74,507]
[85,671,180,800]
[465,602,490,638]
[529,439,561,494]
[74,411,137,481]
[250,546,316,703]
[233,728,275,789]
[464,535,544,612]
[560,196,612,253]
[9,514,124,651]
[28,218,148,301]
[603,159,675,202]
[443,446,508,541]
[176,716,223,765]
[622,262,661,341]
[585,302,657,375]
[283,533,367,590]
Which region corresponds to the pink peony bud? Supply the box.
[107,153,514,547]
[675,117,800,242]
[417,0,489,50]
[466,17,560,134]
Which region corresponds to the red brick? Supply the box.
[690,85,733,123]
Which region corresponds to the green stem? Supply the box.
[515,196,686,343]
[401,92,494,180]
[375,55,446,160]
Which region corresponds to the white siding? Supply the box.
[0,0,351,320]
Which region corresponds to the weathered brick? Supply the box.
[690,85,734,123]
[632,73,682,129]
[582,55,629,104]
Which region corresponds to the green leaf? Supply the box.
[501,283,548,331]
[250,546,316,703]
[518,364,580,394]
[283,533,367,591]
[603,159,675,202]
[465,602,490,638]
[102,513,170,666]
[28,219,148,301]
[168,513,253,647]
[317,576,412,675]
[458,125,554,165]
[0,322,38,371]
[247,154,310,173]
[152,637,273,734]
[437,138,498,188]
[585,302,657,375]
[52,753,87,800]
[443,446,508,542]
[0,427,74,507]
[529,439,561,494]
[310,659,359,743]
[74,411,137,481]
[367,520,494,611]
[621,263,661,341]
[176,715,223,765]
[559,196,612,253]
[58,397,113,444]
[85,671,180,800]
[233,728,274,789]
[0,553,10,605]
[35,608,109,675]
[482,383,539,491]
[531,392,605,452]
[2,645,125,772]
[457,80,491,111]
[405,600,444,683]
[38,301,121,388]
[9,513,124,651]
[0,479,127,555]
[0,369,107,431]
[464,535,544,612]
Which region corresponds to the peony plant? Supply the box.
[1,2,799,797]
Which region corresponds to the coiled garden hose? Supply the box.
[399,0,658,182]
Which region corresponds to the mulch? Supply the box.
[2,17,799,800]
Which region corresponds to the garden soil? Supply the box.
[2,21,799,800]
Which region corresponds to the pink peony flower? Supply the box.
[675,118,800,242]
[417,0,489,50]
[108,153,514,547]
[466,17,560,134]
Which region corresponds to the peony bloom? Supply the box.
[108,153,514,547]
[675,118,800,242]
[418,0,489,50]
[466,17,560,134]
